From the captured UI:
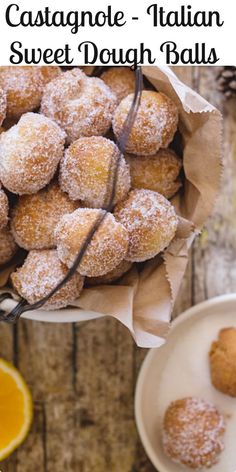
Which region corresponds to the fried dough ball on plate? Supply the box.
[40,69,117,144]
[0,87,6,126]
[11,249,84,310]
[0,113,66,195]
[162,397,225,469]
[114,189,178,262]
[101,67,136,102]
[0,184,9,229]
[209,327,236,397]
[60,136,130,208]
[55,208,129,277]
[11,182,79,251]
[86,260,132,286]
[0,226,18,266]
[113,90,178,155]
[0,66,61,119]
[126,148,182,198]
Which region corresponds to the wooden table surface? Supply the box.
[1,66,235,472]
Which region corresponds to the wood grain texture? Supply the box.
[1,66,235,472]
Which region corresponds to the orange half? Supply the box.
[0,359,33,460]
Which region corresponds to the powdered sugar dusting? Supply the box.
[114,189,178,262]
[113,90,178,155]
[11,249,84,310]
[55,208,129,277]
[41,69,117,144]
[162,397,225,469]
[60,136,130,208]
[0,112,66,194]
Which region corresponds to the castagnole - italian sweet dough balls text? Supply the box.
[101,67,136,103]
[0,66,61,119]
[113,90,178,155]
[0,87,6,126]
[209,327,236,397]
[0,113,66,195]
[126,148,182,198]
[40,69,117,144]
[11,249,84,310]
[162,397,225,469]
[11,182,79,251]
[60,136,130,208]
[0,226,18,266]
[55,208,129,277]
[114,189,178,262]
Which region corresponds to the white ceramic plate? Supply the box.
[135,294,236,472]
[0,297,104,323]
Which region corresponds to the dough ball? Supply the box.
[162,397,225,469]
[101,67,136,102]
[0,66,61,119]
[41,68,117,144]
[113,90,178,155]
[11,182,79,250]
[209,327,236,397]
[60,136,130,208]
[126,148,182,198]
[114,189,178,262]
[55,208,129,277]
[0,112,66,195]
[11,249,84,310]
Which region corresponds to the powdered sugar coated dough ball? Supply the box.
[55,208,129,277]
[0,66,61,119]
[60,136,130,208]
[11,249,84,310]
[41,69,117,144]
[114,189,178,262]
[11,182,79,250]
[162,397,225,469]
[0,226,18,265]
[0,87,6,126]
[0,113,66,195]
[113,90,178,155]
[101,67,136,103]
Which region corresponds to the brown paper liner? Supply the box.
[1,66,222,347]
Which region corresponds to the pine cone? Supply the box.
[217,66,236,99]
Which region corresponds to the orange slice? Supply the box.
[0,358,33,460]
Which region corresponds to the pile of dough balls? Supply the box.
[0,66,183,310]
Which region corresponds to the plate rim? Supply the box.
[134,293,236,471]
